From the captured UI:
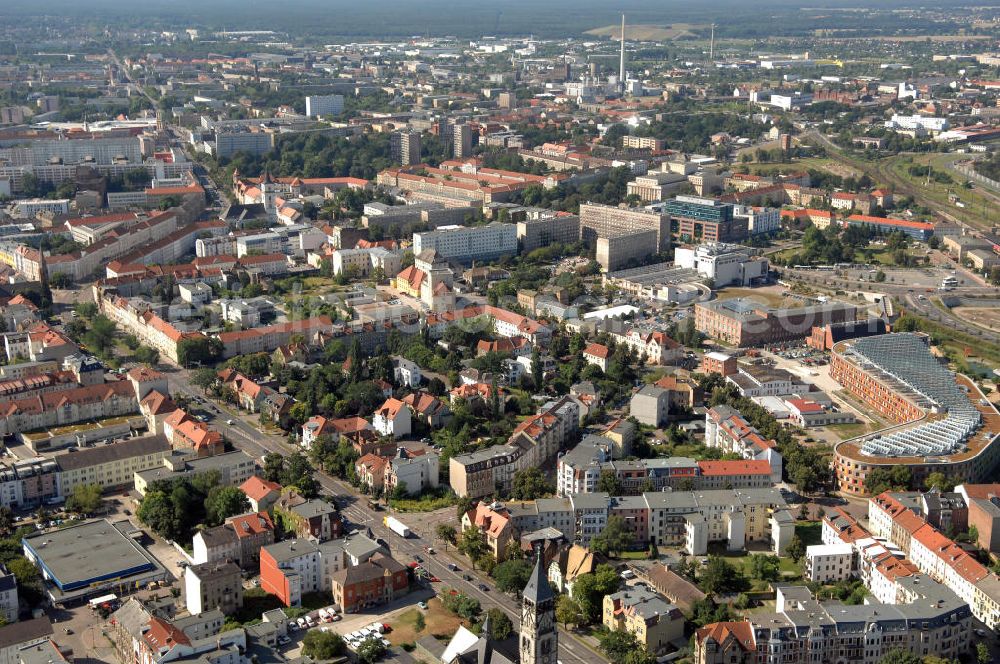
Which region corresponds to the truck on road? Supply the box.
[384,516,410,538]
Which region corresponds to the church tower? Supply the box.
[520,544,557,664]
[260,170,278,213]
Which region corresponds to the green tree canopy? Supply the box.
[66,484,103,515]
[205,486,250,526]
[510,467,553,500]
[589,516,632,558]
[700,556,751,594]
[572,564,620,624]
[491,559,532,594]
[302,630,347,659]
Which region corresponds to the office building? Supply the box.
[12,199,70,218]
[626,172,688,203]
[832,334,1000,495]
[666,196,746,243]
[596,229,659,271]
[517,214,581,253]
[213,131,275,158]
[733,205,781,235]
[695,298,856,347]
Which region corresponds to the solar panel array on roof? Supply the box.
[847,334,981,458]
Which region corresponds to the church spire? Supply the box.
[520,543,557,664]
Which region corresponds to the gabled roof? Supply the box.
[143,617,190,650]
[375,397,406,420]
[695,621,755,650]
[240,476,282,502]
[583,343,610,359]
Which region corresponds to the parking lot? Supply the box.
[277,589,435,660]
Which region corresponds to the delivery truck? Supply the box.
[384,516,410,538]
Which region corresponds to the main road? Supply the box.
[165,370,606,664]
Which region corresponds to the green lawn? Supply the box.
[616,550,652,560]
[826,422,871,441]
[705,548,803,590]
[796,522,822,546]
[390,490,459,513]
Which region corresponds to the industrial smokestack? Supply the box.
[619,13,626,87]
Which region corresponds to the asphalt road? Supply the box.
[165,369,606,664]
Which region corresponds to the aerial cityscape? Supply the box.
[1,2,1000,664]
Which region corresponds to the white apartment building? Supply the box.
[331,247,402,278]
[0,567,17,624]
[733,205,781,235]
[236,232,284,257]
[196,236,236,257]
[12,198,70,218]
[387,452,440,496]
[412,222,517,264]
[805,543,854,583]
[392,357,422,388]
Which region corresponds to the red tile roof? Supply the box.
[228,511,274,538]
[240,476,282,503]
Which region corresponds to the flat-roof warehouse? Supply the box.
[21,519,167,603]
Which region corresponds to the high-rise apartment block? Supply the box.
[453,123,473,158]
[391,131,422,166]
[579,203,670,251]
[305,94,345,118]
